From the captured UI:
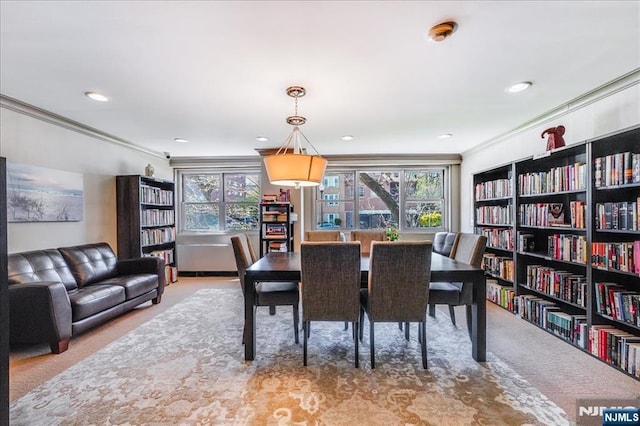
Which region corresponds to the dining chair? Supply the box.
[427,232,460,321]
[230,236,300,344]
[244,233,259,264]
[300,241,361,367]
[350,230,387,256]
[304,230,341,241]
[359,241,432,369]
[428,233,486,336]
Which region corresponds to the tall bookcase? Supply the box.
[474,126,640,380]
[259,202,294,256]
[116,175,178,283]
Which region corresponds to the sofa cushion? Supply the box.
[99,274,159,300]
[8,249,78,291]
[68,285,126,321]
[59,243,118,287]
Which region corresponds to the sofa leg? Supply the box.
[152,294,162,304]
[51,339,69,354]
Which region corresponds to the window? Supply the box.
[181,172,261,231]
[314,168,446,231]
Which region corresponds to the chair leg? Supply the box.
[465,305,472,340]
[448,305,457,326]
[344,321,348,331]
[370,321,375,369]
[269,306,276,315]
[303,321,309,366]
[404,322,410,340]
[420,320,428,369]
[428,304,436,318]
[359,308,365,341]
[293,304,299,344]
[354,321,359,368]
[398,322,403,330]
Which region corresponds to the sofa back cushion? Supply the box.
[58,243,118,287]
[8,249,78,291]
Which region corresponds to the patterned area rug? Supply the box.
[10,288,570,425]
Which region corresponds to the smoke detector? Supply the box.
[428,21,457,42]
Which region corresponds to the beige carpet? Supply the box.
[10,287,570,425]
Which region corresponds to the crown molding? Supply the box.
[0,95,167,159]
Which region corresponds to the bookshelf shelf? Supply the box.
[475,125,640,381]
[116,175,178,284]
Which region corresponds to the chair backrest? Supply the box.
[230,236,250,293]
[350,230,386,256]
[432,232,459,257]
[450,233,487,268]
[244,234,258,263]
[300,241,361,322]
[304,230,341,241]
[366,241,432,322]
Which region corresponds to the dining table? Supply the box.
[243,251,487,362]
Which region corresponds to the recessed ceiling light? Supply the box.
[174,138,188,143]
[341,135,354,141]
[506,82,532,93]
[438,133,453,139]
[256,136,269,142]
[85,91,109,102]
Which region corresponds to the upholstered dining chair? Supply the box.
[428,233,487,336]
[230,236,300,344]
[350,230,387,256]
[300,241,361,367]
[244,233,259,263]
[427,232,459,321]
[304,230,342,241]
[360,241,432,369]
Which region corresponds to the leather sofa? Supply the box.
[8,242,166,354]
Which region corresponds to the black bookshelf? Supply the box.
[474,126,640,381]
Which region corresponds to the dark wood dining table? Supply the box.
[243,251,487,362]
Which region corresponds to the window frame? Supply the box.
[177,169,262,234]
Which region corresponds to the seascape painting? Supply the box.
[7,163,83,222]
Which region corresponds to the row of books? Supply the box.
[474,178,512,200]
[518,162,586,195]
[141,185,173,205]
[165,265,178,284]
[264,223,287,238]
[475,205,512,225]
[262,211,288,222]
[524,265,587,307]
[519,203,571,228]
[141,209,175,227]
[594,151,640,187]
[591,241,640,274]
[517,295,587,346]
[589,325,640,377]
[268,241,288,252]
[262,189,291,203]
[141,227,176,247]
[594,200,639,231]
[547,233,588,264]
[517,232,536,252]
[144,248,175,265]
[478,227,513,250]
[595,282,640,326]
[482,253,514,281]
[486,279,517,312]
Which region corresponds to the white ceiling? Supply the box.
[1,1,639,159]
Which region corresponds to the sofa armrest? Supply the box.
[117,257,166,295]
[9,281,72,353]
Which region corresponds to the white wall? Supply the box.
[460,80,640,233]
[0,101,172,253]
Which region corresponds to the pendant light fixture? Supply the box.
[263,86,327,188]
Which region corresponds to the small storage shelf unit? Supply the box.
[116,175,177,283]
[259,202,294,257]
[474,125,640,381]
